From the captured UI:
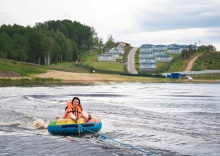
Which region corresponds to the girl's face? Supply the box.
[72,99,79,107]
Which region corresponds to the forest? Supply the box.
[0,20,105,65]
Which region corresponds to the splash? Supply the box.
[32,118,48,129]
[100,119,115,133]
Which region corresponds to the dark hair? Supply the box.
[72,97,83,110]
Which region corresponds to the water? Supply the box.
[0,83,220,156]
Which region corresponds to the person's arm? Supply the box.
[62,109,68,119]
[70,113,78,121]
[81,110,92,122]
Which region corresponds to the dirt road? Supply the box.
[185,54,201,71]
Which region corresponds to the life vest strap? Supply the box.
[66,108,81,117]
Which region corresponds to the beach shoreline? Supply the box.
[0,70,218,84]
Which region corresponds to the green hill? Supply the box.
[78,50,127,74]
[192,52,220,70]
[0,59,47,76]
[1,50,220,81]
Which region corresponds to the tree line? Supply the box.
[0,19,107,65]
[180,44,216,60]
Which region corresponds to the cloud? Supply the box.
[0,0,220,50]
[115,27,220,48]
[130,0,220,32]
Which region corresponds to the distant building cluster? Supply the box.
[98,42,129,62]
[139,44,198,71]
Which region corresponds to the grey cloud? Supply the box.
[138,14,220,31]
[133,1,220,32]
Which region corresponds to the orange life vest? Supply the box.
[63,101,83,119]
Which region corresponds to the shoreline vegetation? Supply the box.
[1,50,220,87]
[0,70,219,87]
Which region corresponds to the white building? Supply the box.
[98,54,116,61]
[139,62,157,71]
[139,57,156,63]
[155,54,172,62]
[98,44,124,61]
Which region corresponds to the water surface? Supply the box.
[0,83,220,156]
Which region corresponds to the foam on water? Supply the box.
[99,119,115,133]
[31,118,49,129]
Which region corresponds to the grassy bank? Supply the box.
[80,50,126,73]
[0,77,62,87]
[0,72,219,87]
[193,52,220,70]
[0,59,47,76]
[1,50,220,86]
[189,73,220,80]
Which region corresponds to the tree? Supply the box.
[0,32,11,58]
[104,35,116,51]
[0,19,100,64]
[198,45,216,52]
[41,34,55,66]
[11,34,29,61]
[27,28,44,64]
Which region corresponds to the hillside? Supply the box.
[0,59,47,77]
[0,50,220,84]
[192,52,220,70]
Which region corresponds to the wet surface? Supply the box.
[0,83,220,155]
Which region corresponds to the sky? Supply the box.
[0,0,220,50]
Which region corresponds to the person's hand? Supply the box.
[85,115,92,122]
[74,117,79,122]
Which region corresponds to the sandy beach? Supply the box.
[0,69,218,84]
[34,70,219,83]
[33,70,157,82]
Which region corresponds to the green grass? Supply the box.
[162,54,204,73]
[80,50,98,62]
[0,59,47,76]
[135,49,139,71]
[193,52,220,70]
[84,61,125,72]
[47,62,89,73]
[1,49,220,83]
[189,73,220,80]
[80,50,126,73]
[0,77,61,87]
